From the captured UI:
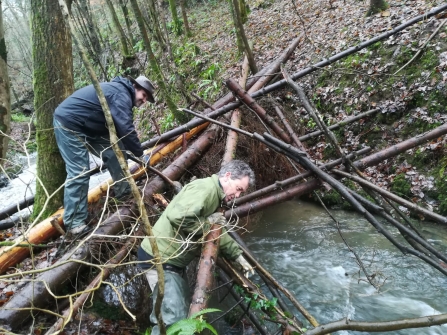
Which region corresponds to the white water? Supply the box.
[0,154,112,222]
[246,200,447,335]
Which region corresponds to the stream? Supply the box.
[244,199,447,334]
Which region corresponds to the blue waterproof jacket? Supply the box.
[54,76,143,156]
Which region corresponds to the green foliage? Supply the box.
[11,113,31,122]
[167,308,220,335]
[234,285,278,313]
[390,173,411,198]
[198,79,219,100]
[435,168,447,215]
[167,19,184,36]
[134,40,145,52]
[201,63,221,80]
[161,111,176,132]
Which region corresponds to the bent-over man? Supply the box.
[54,75,155,234]
[137,160,255,335]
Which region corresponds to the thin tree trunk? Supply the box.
[179,0,191,37]
[231,0,257,73]
[167,0,181,35]
[105,0,132,57]
[129,0,180,119]
[0,2,11,163]
[118,0,136,48]
[31,0,73,220]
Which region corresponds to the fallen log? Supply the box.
[188,224,221,316]
[140,34,303,149]
[333,169,447,225]
[298,108,381,142]
[0,196,34,221]
[0,126,223,329]
[0,124,209,275]
[233,147,371,206]
[261,133,447,277]
[226,78,292,144]
[45,231,142,335]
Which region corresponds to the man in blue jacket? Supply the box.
[53,75,155,234]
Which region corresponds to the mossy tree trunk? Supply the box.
[231,0,258,74]
[366,0,389,16]
[168,0,182,35]
[0,1,11,163]
[31,0,74,219]
[118,0,136,48]
[179,0,191,37]
[105,0,132,57]
[129,0,181,120]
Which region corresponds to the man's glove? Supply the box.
[235,255,255,278]
[207,212,227,226]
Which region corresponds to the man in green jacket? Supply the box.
[138,160,255,335]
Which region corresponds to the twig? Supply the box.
[394,19,447,75]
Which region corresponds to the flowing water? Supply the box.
[244,200,447,334]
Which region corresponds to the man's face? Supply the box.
[220,172,250,203]
[134,87,148,107]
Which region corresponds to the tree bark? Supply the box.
[105,0,132,57]
[129,0,180,119]
[31,0,73,220]
[179,0,191,37]
[0,2,10,163]
[188,225,221,316]
[118,0,136,48]
[231,0,257,73]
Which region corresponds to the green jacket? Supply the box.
[140,175,242,268]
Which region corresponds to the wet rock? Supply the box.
[96,264,151,320]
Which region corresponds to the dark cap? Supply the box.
[128,75,155,103]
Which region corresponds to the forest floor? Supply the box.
[2,0,447,333]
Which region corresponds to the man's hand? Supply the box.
[207,212,227,226]
[235,255,255,278]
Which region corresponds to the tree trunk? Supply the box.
[231,0,257,73]
[118,0,136,48]
[76,0,102,55]
[168,0,182,35]
[105,0,132,57]
[0,2,11,163]
[367,0,389,16]
[179,0,191,37]
[31,0,73,219]
[129,0,180,120]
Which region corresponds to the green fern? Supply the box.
[167,308,220,335]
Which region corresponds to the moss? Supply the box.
[390,173,412,198]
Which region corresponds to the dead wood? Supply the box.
[140,34,303,149]
[45,232,141,334]
[0,245,91,330]
[226,78,292,144]
[273,102,306,151]
[304,313,447,335]
[142,125,221,203]
[250,4,447,101]
[222,56,249,165]
[261,133,447,277]
[188,225,221,316]
[0,195,34,221]
[298,108,381,142]
[333,169,447,225]
[347,188,447,266]
[0,124,208,274]
[234,149,371,206]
